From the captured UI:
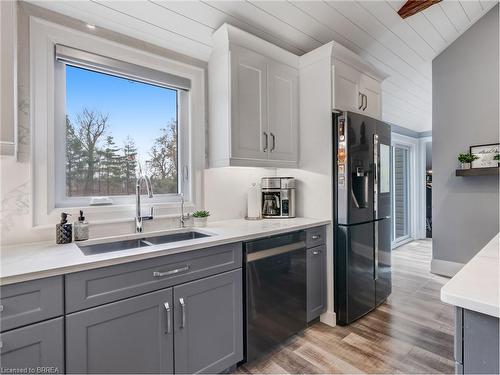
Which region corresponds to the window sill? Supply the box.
[38,201,195,230]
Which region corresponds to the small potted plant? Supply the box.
[192,210,210,227]
[494,154,499,165]
[457,153,478,169]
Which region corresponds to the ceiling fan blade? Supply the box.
[398,0,442,19]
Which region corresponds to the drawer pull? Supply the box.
[0,304,3,312]
[313,250,321,255]
[312,234,321,240]
[153,265,190,278]
[179,298,186,328]
[164,302,171,334]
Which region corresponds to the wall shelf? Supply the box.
[456,167,500,176]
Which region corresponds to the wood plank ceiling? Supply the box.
[29,0,498,132]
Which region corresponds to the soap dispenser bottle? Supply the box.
[74,210,89,241]
[56,212,72,244]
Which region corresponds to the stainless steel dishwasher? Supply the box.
[244,231,307,363]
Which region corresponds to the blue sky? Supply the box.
[66,65,177,162]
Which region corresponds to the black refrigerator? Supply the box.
[333,111,392,326]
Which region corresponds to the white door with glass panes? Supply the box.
[392,145,411,244]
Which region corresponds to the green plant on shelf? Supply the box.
[192,210,210,218]
[494,154,499,161]
[457,153,479,164]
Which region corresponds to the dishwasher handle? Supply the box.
[246,241,306,262]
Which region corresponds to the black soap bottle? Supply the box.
[56,212,73,244]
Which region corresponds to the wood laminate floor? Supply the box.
[237,239,455,374]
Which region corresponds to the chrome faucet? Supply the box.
[180,194,190,228]
[136,174,154,233]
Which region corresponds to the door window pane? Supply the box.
[393,146,409,241]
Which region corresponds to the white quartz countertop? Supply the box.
[0,217,330,286]
[441,233,499,318]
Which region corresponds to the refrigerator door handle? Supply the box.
[373,134,379,280]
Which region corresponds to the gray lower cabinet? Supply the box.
[0,317,64,373]
[307,245,326,322]
[66,288,174,374]
[454,307,499,374]
[0,276,63,332]
[174,269,243,374]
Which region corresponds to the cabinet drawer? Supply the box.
[306,226,326,248]
[66,243,242,313]
[0,276,63,332]
[0,317,64,372]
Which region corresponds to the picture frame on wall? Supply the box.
[470,143,500,168]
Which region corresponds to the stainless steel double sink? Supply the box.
[78,231,210,256]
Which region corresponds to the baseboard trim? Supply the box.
[320,310,336,327]
[431,258,465,277]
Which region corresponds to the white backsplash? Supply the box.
[203,167,277,221]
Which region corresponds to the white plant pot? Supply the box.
[460,162,471,169]
[193,217,208,227]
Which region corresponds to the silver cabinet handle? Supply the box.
[263,132,268,152]
[363,94,368,111]
[0,304,3,313]
[179,298,186,328]
[270,132,276,152]
[153,265,190,278]
[164,302,171,334]
[312,250,321,255]
[312,234,321,240]
[358,92,363,110]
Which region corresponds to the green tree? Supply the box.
[122,136,138,195]
[101,136,121,195]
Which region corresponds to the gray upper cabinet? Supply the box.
[307,245,327,322]
[0,317,64,372]
[66,288,174,374]
[0,276,64,332]
[174,269,243,374]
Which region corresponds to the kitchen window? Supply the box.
[31,18,204,227]
[54,45,191,208]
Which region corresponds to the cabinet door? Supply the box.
[333,61,362,113]
[360,73,381,119]
[267,61,299,163]
[0,317,64,373]
[66,288,173,374]
[174,269,243,374]
[307,245,327,322]
[231,46,268,160]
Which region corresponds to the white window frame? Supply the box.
[30,17,205,227]
[54,60,188,208]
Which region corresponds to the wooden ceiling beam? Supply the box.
[398,0,442,19]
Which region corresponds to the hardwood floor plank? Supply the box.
[238,239,455,374]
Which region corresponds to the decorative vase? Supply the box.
[193,217,208,227]
[460,162,471,169]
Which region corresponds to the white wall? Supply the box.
[203,167,276,221]
[0,3,207,246]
